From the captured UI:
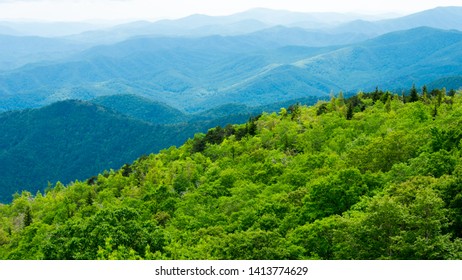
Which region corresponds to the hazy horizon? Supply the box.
[0,0,461,22]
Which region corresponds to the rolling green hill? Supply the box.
[1,95,321,203]
[0,100,186,202]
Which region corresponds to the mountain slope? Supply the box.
[251,27,462,92]
[1,27,462,113]
[91,94,188,124]
[0,21,104,37]
[0,93,326,203]
[0,35,88,71]
[0,100,184,202]
[0,32,337,112]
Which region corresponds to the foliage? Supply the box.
[0,95,324,203]
[1,88,462,260]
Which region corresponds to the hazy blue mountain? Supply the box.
[356,27,462,88]
[0,35,89,70]
[178,8,396,29]
[212,27,462,104]
[241,26,371,47]
[1,27,461,113]
[0,24,21,36]
[238,27,462,94]
[0,31,339,112]
[91,94,188,124]
[332,6,462,36]
[66,8,390,44]
[212,64,337,107]
[171,8,365,28]
[427,76,462,90]
[68,18,269,44]
[0,21,106,37]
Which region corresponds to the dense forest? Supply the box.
[1,86,462,260]
[0,95,322,203]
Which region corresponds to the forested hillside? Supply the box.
[1,88,462,260]
[0,100,181,202]
[0,96,323,203]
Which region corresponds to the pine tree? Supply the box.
[422,85,428,96]
[410,84,419,102]
[23,206,32,227]
[373,86,381,102]
[346,103,354,120]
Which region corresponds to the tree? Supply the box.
[409,84,419,102]
[346,103,354,120]
[23,206,32,228]
[385,94,392,112]
[372,86,381,102]
[316,103,329,116]
[288,103,301,121]
[337,92,345,107]
[422,85,428,97]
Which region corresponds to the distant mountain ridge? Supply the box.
[65,8,393,44]
[2,26,461,113]
[0,35,88,70]
[331,6,462,36]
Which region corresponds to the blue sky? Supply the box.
[0,0,461,21]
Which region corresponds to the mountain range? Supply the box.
[330,6,462,36]
[1,6,462,201]
[1,25,461,113]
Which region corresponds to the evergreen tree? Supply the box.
[410,84,419,102]
[346,103,354,120]
[373,86,381,102]
[23,206,32,228]
[422,85,428,96]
